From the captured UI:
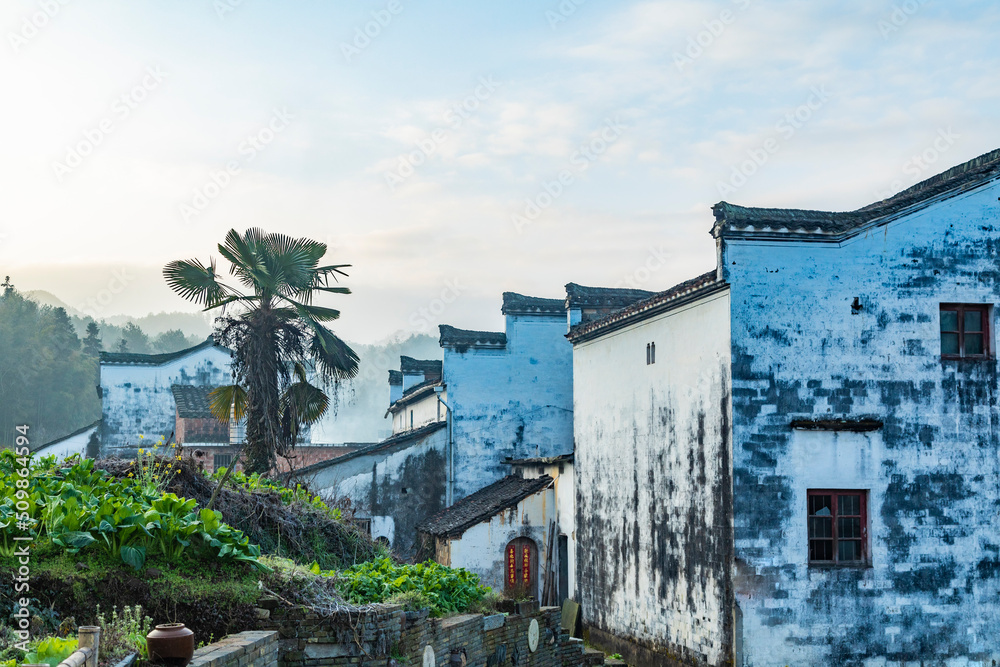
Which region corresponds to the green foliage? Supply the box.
[164,229,359,473]
[96,604,153,662]
[0,284,99,448]
[23,636,77,667]
[210,468,341,521]
[0,451,266,571]
[331,558,490,616]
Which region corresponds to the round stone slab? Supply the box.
[527,619,540,652]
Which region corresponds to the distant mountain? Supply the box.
[312,332,442,444]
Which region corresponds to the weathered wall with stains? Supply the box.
[99,347,231,457]
[446,489,555,595]
[725,181,1000,665]
[572,290,733,666]
[305,425,447,559]
[445,313,573,501]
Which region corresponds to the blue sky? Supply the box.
[1,0,999,341]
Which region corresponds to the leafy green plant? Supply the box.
[96,604,153,662]
[331,558,490,616]
[0,450,268,571]
[23,636,77,667]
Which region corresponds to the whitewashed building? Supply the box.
[569,148,1000,666]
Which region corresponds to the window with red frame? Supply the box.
[940,304,991,359]
[808,490,867,564]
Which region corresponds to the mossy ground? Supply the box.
[0,540,262,643]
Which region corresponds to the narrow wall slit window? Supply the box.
[646,342,656,365]
[940,304,991,359]
[808,489,867,564]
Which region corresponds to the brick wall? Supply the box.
[190,631,279,667]
[255,600,605,667]
[176,415,229,445]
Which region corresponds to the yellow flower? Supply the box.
[138,448,144,455]
[127,472,133,477]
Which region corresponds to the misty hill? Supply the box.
[314,332,442,444]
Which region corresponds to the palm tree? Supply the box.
[164,229,359,477]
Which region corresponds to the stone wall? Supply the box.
[190,630,279,667]
[255,601,605,667]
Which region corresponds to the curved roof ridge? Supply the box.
[713,147,1000,238]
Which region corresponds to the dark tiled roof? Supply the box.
[282,421,447,479]
[171,385,218,419]
[713,148,1000,239]
[100,338,228,366]
[418,475,553,538]
[564,284,656,310]
[567,270,724,343]
[502,292,565,316]
[388,370,402,385]
[439,324,507,350]
[33,419,101,453]
[388,378,444,414]
[400,356,442,379]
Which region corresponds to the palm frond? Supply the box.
[287,299,341,322]
[163,258,233,307]
[307,324,360,380]
[208,384,248,422]
[219,228,268,291]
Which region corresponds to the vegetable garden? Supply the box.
[0,447,492,667]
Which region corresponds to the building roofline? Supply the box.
[564,283,657,310]
[567,271,725,344]
[501,292,565,316]
[417,474,554,538]
[99,337,231,366]
[386,379,444,416]
[399,356,442,376]
[439,324,507,350]
[713,147,1000,241]
[281,421,447,479]
[33,419,101,453]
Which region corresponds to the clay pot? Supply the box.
[146,623,195,667]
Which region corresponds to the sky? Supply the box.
[1,0,999,343]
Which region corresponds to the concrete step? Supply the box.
[582,647,606,666]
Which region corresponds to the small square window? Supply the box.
[808,489,868,565]
[214,453,234,471]
[940,304,991,359]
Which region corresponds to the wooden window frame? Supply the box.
[940,303,991,360]
[807,489,869,566]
